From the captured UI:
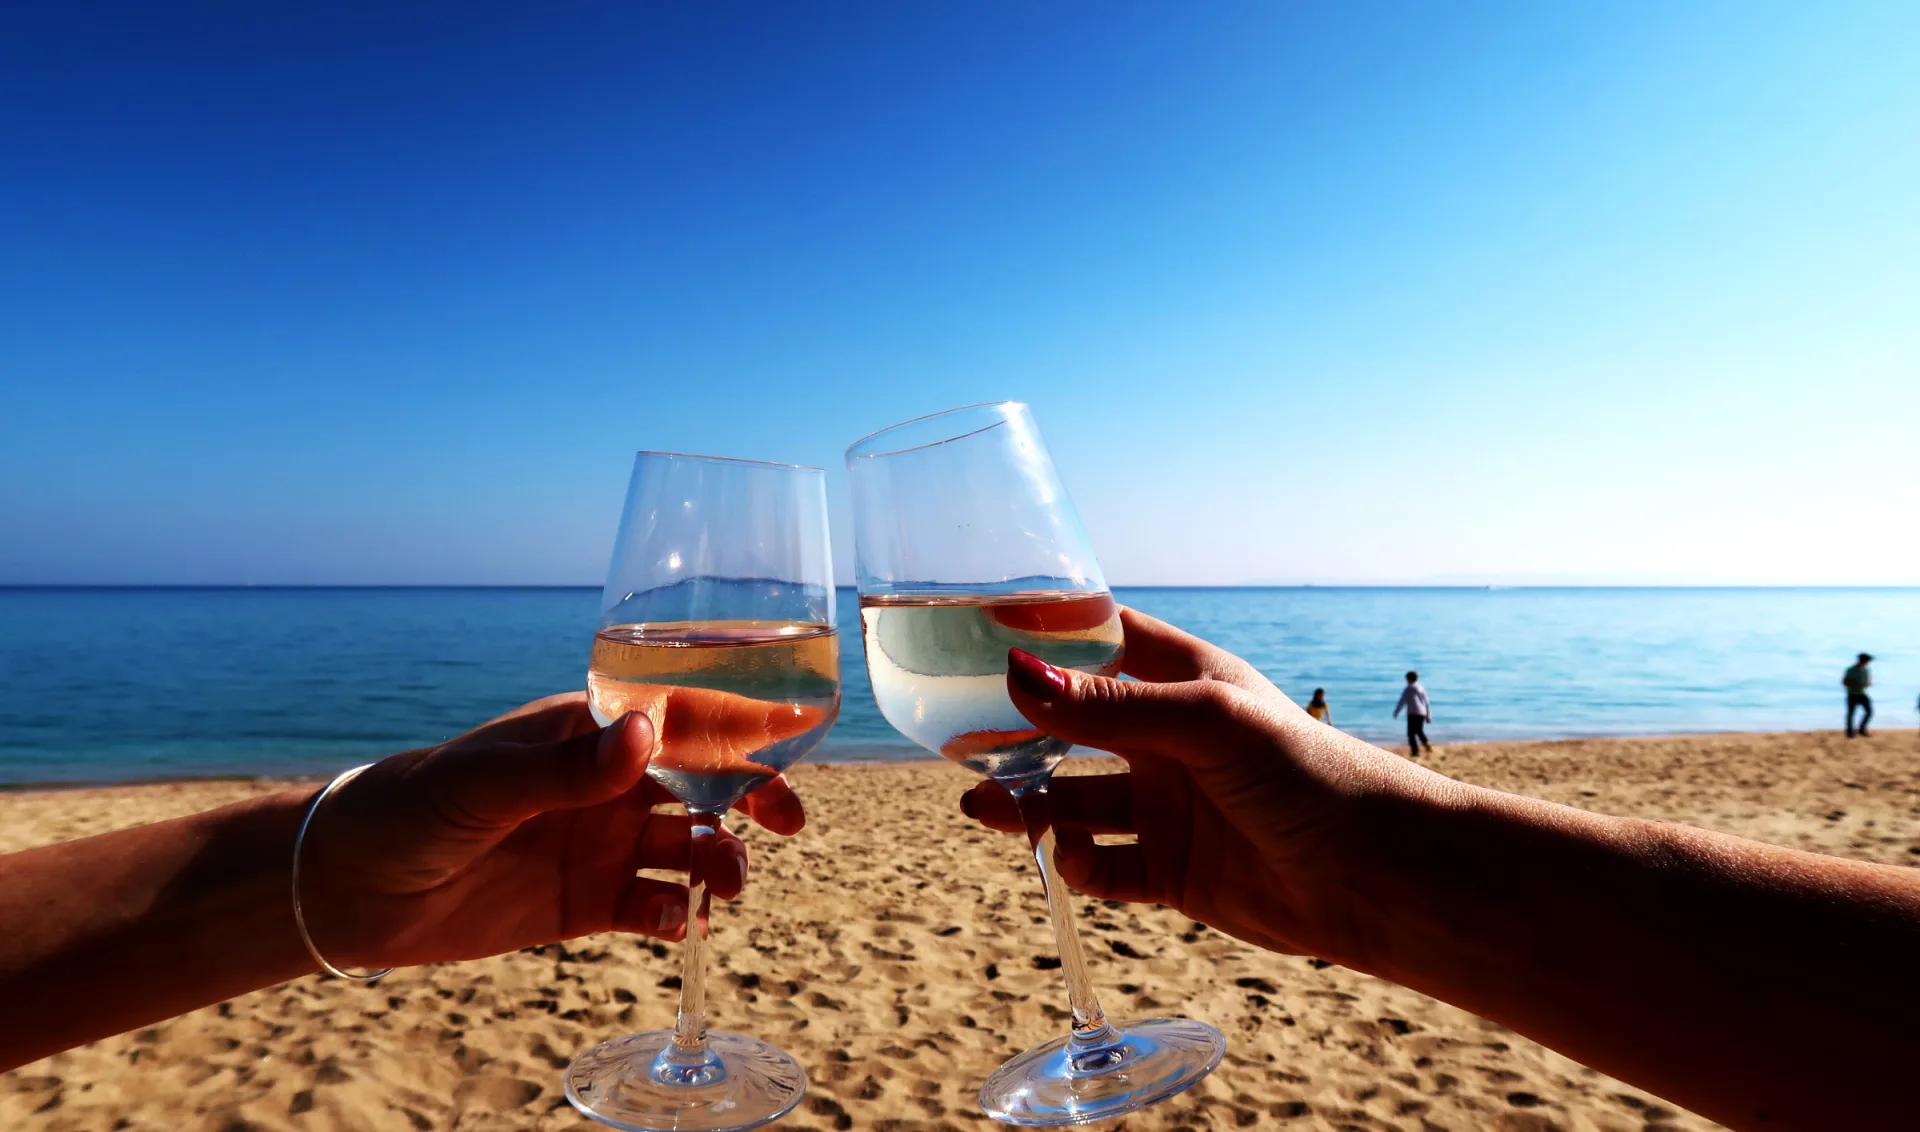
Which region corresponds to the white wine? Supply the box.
[587,621,840,809]
[860,591,1123,784]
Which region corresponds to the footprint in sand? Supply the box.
[453,1076,543,1113]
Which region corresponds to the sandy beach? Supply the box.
[4,729,1917,1132]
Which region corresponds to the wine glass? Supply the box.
[845,402,1224,1125]
[565,451,840,1132]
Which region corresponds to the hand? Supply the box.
[298,692,805,968]
[960,609,1450,962]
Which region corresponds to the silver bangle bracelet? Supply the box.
[292,763,394,983]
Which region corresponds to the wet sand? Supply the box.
[4,729,1918,1131]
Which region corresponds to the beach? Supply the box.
[4,729,1917,1131]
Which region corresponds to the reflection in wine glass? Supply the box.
[847,403,1224,1126]
[565,452,839,1132]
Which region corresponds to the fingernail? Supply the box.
[728,843,748,889]
[1008,649,1068,702]
[652,894,686,933]
[959,790,978,818]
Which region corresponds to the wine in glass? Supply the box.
[566,451,840,1132]
[846,402,1224,1125]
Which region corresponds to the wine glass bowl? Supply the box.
[858,590,1122,786]
[847,402,1224,1125]
[587,618,840,808]
[565,452,839,1132]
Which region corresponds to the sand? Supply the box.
[4,729,1918,1132]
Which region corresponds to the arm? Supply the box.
[0,791,316,1067]
[1392,688,1406,717]
[0,694,804,1072]
[964,612,1920,1132]
[1353,781,1919,1130]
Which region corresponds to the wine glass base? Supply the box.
[979,1017,1225,1126]
[564,1030,807,1132]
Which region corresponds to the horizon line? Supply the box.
[5,583,1920,592]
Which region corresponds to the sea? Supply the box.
[2,586,1916,786]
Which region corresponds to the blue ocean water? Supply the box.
[1,587,1916,785]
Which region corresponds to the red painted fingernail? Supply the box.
[960,790,978,818]
[1008,649,1068,702]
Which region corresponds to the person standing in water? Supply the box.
[1844,654,1873,738]
[1394,670,1434,757]
[1306,688,1333,725]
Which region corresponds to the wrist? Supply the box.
[186,789,324,985]
[289,767,405,976]
[1302,763,1508,975]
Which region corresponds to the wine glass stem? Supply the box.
[654,806,724,1084]
[1018,783,1122,1063]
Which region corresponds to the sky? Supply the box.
[2,2,1916,586]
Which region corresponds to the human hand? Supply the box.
[297,692,805,969]
[959,609,1451,963]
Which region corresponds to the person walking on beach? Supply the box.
[1844,653,1873,738]
[1394,669,1433,756]
[1306,688,1333,725]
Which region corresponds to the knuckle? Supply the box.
[1074,673,1132,711]
[1191,677,1246,714]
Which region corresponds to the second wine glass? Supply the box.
[565,451,840,1132]
[846,402,1224,1126]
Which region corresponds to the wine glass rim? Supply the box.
[633,449,823,472]
[844,400,1028,460]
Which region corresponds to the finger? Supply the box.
[1044,775,1134,832]
[427,711,655,829]
[1116,608,1277,694]
[690,823,750,900]
[961,777,1135,835]
[1007,648,1281,770]
[611,877,690,941]
[960,781,1023,832]
[632,813,749,880]
[1053,827,1158,904]
[734,774,806,836]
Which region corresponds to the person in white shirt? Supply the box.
[1393,670,1433,757]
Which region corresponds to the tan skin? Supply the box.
[0,692,803,1072]
[964,609,1920,1132]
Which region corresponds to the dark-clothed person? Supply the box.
[1844,653,1874,737]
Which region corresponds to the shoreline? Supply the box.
[2,726,1912,793]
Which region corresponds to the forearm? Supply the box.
[0,789,320,1070]
[1340,782,1920,1130]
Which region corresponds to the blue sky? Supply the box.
[3,2,1916,586]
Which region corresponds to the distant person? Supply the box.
[1306,688,1333,724]
[1844,653,1873,738]
[1393,669,1434,756]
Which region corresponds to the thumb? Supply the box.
[427,711,655,828]
[1006,648,1266,770]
